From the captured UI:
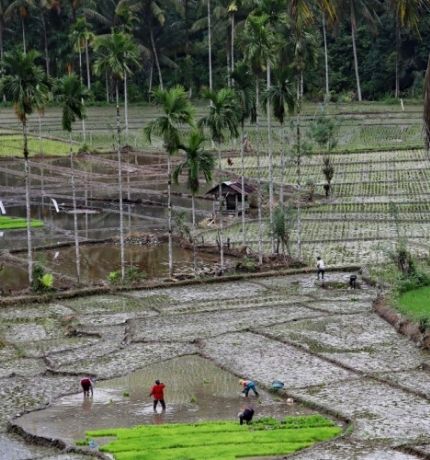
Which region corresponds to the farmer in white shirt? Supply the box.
[316,257,325,280]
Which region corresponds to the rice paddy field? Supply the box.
[198,144,430,266]
[86,416,341,460]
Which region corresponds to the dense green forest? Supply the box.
[0,0,429,103]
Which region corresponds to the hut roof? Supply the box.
[205,181,255,196]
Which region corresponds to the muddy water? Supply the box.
[16,355,311,444]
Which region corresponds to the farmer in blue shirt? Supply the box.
[239,379,259,397]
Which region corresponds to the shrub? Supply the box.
[31,264,54,293]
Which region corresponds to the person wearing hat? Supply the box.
[239,379,259,397]
[149,379,166,412]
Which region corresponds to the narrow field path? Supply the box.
[1,272,430,459]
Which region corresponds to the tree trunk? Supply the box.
[0,19,4,62]
[296,95,302,260]
[150,27,163,90]
[255,79,259,124]
[191,193,197,275]
[322,13,329,98]
[105,71,109,103]
[266,61,274,253]
[230,12,235,76]
[21,16,26,54]
[70,133,81,284]
[41,14,49,76]
[85,38,91,90]
[124,71,129,143]
[350,1,362,102]
[240,124,246,245]
[167,153,173,277]
[208,0,213,91]
[423,53,430,151]
[217,145,224,272]
[280,124,286,205]
[256,137,263,266]
[149,61,154,93]
[116,82,125,281]
[395,20,400,99]
[23,119,32,285]
[78,47,86,142]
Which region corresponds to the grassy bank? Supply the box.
[85,415,341,460]
[0,216,44,230]
[399,286,430,323]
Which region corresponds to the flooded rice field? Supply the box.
[2,273,430,459]
[16,355,310,444]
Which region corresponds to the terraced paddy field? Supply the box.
[2,273,430,459]
[200,148,430,265]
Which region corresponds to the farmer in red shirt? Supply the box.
[80,377,94,397]
[150,379,166,412]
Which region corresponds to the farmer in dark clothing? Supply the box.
[150,379,166,412]
[238,406,255,425]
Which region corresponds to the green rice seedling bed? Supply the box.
[0,216,43,230]
[85,415,341,460]
[0,134,77,157]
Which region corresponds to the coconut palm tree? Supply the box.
[55,73,88,284]
[144,85,195,277]
[389,0,429,98]
[230,61,256,247]
[199,87,239,272]
[94,31,140,280]
[70,16,94,89]
[174,129,215,273]
[2,49,49,285]
[5,0,33,53]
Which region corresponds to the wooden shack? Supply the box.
[206,181,255,215]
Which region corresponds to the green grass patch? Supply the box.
[0,216,43,230]
[0,134,76,157]
[399,286,430,323]
[86,415,341,460]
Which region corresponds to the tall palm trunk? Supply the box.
[350,1,362,102]
[150,28,163,90]
[266,61,274,253]
[85,38,91,90]
[191,193,197,275]
[217,146,224,272]
[124,71,129,143]
[78,47,86,142]
[115,82,125,280]
[105,71,109,103]
[167,153,173,277]
[208,0,213,91]
[280,124,286,205]
[21,16,26,54]
[230,12,235,76]
[256,136,263,266]
[41,14,49,76]
[70,133,81,283]
[322,13,329,98]
[296,94,302,260]
[395,19,400,99]
[240,123,246,245]
[23,119,32,285]
[0,19,4,62]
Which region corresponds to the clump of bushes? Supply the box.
[31,264,54,293]
[107,265,146,286]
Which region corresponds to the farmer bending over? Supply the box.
[238,406,255,425]
[150,379,166,412]
[81,377,94,397]
[240,379,259,397]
